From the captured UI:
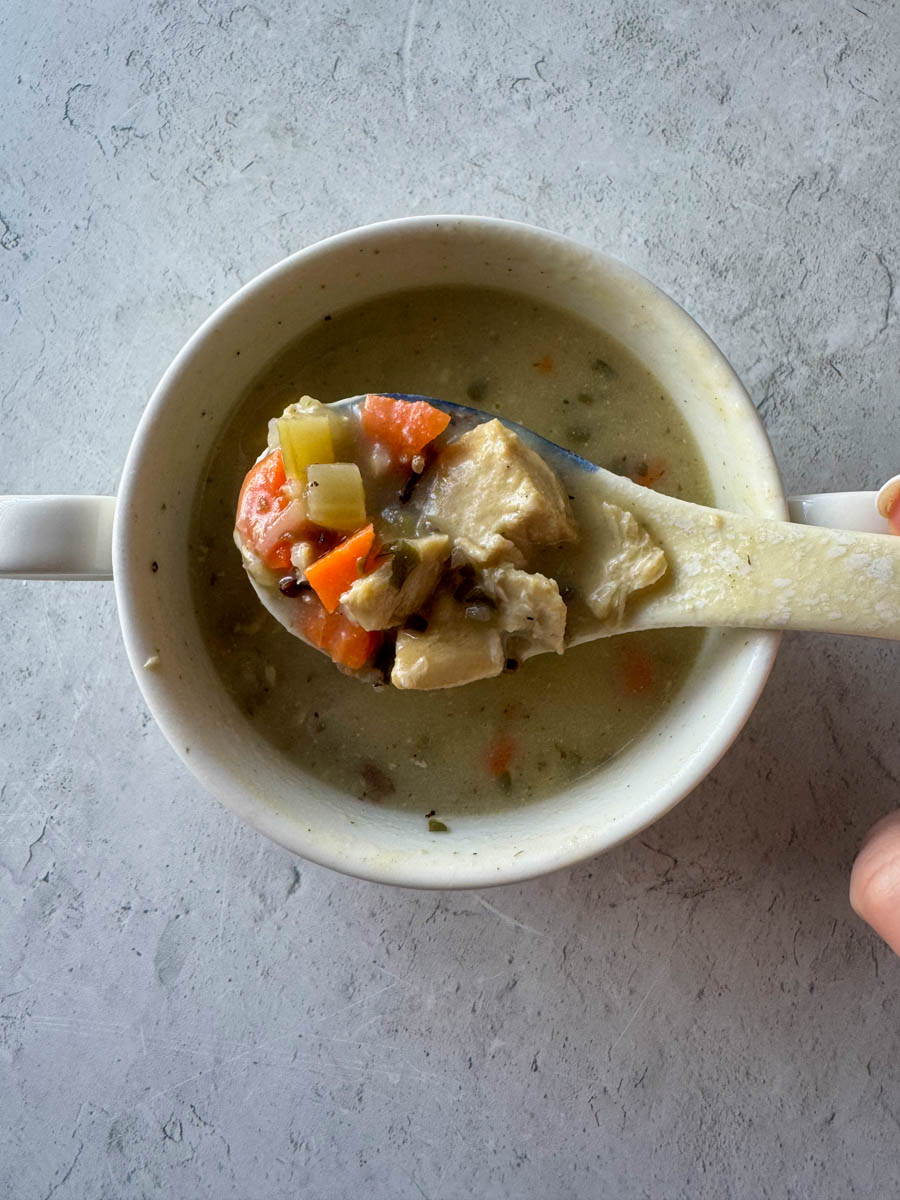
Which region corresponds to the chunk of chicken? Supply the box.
[340,534,450,631]
[583,502,667,621]
[422,420,576,567]
[481,564,567,656]
[391,593,504,690]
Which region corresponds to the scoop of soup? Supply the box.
[233,394,667,689]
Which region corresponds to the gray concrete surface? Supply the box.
[2,1,899,1196]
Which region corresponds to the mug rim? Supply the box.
[113,215,785,888]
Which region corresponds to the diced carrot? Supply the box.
[237,451,286,533]
[305,523,376,613]
[618,643,656,694]
[328,620,381,671]
[268,538,294,571]
[235,450,307,570]
[485,732,516,778]
[889,493,900,535]
[294,593,382,670]
[628,457,666,488]
[360,394,451,463]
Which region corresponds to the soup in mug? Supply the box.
[190,286,713,818]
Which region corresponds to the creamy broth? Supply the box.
[190,286,713,816]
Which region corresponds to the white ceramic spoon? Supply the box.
[248,394,900,652]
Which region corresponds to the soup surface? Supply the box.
[190,286,713,816]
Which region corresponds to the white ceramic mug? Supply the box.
[0,217,890,887]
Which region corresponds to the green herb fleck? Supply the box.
[554,743,584,773]
[466,378,489,403]
[566,428,592,447]
[496,771,512,793]
[428,818,449,833]
[576,392,594,406]
[591,358,616,379]
[390,542,417,587]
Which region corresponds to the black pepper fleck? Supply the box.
[279,575,308,598]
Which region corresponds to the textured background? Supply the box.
[2,2,900,1196]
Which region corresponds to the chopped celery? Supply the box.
[307,463,367,532]
[277,415,335,482]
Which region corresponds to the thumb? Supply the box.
[850,812,900,956]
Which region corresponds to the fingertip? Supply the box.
[850,812,900,956]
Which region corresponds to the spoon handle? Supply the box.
[619,497,900,640]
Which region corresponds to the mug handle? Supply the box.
[788,492,887,533]
[788,475,900,534]
[0,496,116,580]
